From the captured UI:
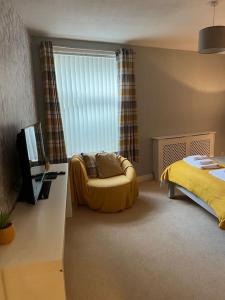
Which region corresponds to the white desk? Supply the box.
[0,163,69,300]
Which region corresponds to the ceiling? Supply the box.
[12,0,225,51]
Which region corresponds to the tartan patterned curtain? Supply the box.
[116,48,139,162]
[40,41,67,163]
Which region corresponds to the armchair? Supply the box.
[69,155,138,212]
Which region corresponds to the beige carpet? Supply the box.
[64,181,225,300]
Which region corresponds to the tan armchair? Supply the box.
[69,155,138,212]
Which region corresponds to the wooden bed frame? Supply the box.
[168,181,216,217]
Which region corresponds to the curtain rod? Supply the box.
[53,46,116,58]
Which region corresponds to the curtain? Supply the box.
[54,52,119,156]
[116,48,139,162]
[40,41,67,163]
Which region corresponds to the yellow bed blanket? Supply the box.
[161,160,225,229]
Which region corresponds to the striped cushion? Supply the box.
[81,153,97,178]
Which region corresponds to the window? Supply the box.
[54,47,119,157]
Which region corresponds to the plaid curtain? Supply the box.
[40,41,67,163]
[116,48,139,162]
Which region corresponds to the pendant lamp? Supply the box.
[199,0,225,54]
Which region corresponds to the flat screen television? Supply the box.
[17,123,47,204]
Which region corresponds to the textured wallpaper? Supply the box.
[0,0,37,211]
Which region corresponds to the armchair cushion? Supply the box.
[81,153,97,178]
[95,152,123,178]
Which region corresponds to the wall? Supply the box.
[0,0,37,211]
[31,36,225,176]
[135,47,225,175]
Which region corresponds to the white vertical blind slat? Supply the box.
[54,52,119,157]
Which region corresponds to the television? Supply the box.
[17,123,47,204]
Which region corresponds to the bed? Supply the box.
[161,159,225,229]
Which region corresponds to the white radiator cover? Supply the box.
[152,132,216,180]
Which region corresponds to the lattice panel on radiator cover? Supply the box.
[162,143,187,169]
[190,139,210,156]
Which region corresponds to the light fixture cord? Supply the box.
[210,0,218,26]
[213,3,215,26]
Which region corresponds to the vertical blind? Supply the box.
[54,50,119,157]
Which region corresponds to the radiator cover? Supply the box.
[152,132,216,180]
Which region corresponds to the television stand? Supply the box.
[0,163,70,300]
[38,180,52,200]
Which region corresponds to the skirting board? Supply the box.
[137,173,153,183]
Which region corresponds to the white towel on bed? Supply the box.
[183,156,205,164]
[183,156,220,169]
[185,155,208,161]
[198,159,214,165]
[209,169,225,181]
[183,157,213,165]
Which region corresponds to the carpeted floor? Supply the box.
[64,181,225,300]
